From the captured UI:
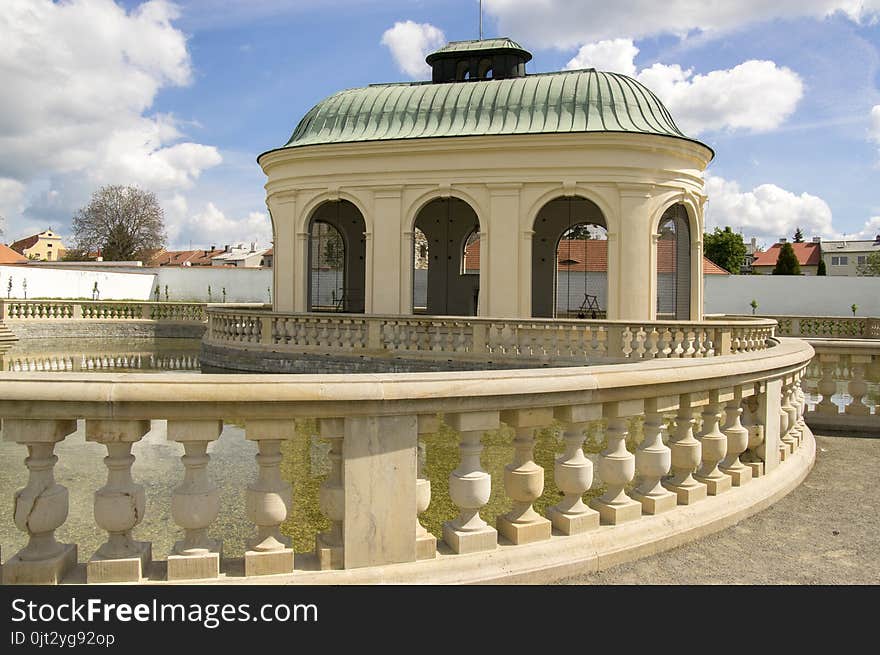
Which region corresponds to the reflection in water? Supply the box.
[0,338,201,372]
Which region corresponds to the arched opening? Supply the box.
[531,196,608,318]
[656,204,691,320]
[413,197,480,316]
[307,200,366,313]
[477,58,493,79]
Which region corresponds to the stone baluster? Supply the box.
[694,391,732,495]
[416,414,438,560]
[167,419,223,580]
[443,411,500,554]
[547,405,601,533]
[846,355,872,417]
[778,380,796,458]
[316,417,344,570]
[86,420,152,583]
[784,376,803,447]
[740,393,766,477]
[816,354,839,415]
[719,387,752,486]
[795,370,808,440]
[2,419,78,584]
[590,402,642,524]
[663,394,707,504]
[497,409,553,544]
[244,420,296,576]
[632,397,677,514]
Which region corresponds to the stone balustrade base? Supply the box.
[416,534,437,560]
[167,543,222,581]
[244,548,294,577]
[442,523,498,554]
[696,475,732,496]
[497,516,552,545]
[631,490,677,515]
[724,467,753,487]
[590,498,642,525]
[2,544,77,585]
[547,507,600,534]
[87,542,151,583]
[315,534,343,570]
[663,481,708,505]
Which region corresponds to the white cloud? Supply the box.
[870,105,880,142]
[705,174,836,242]
[638,60,803,135]
[381,20,445,78]
[565,39,638,75]
[562,39,804,135]
[485,0,880,49]
[0,179,26,236]
[0,0,222,240]
[852,216,880,240]
[172,202,272,250]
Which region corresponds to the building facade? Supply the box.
[820,236,880,276]
[259,39,713,321]
[10,229,66,261]
[751,238,821,275]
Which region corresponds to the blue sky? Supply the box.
[2,0,879,251]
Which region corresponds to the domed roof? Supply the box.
[274,38,710,156]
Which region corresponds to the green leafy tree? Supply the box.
[793,227,804,243]
[71,185,166,261]
[772,242,801,275]
[817,258,827,276]
[856,251,880,276]
[703,226,747,274]
[323,230,345,268]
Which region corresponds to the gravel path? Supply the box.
[554,434,880,585]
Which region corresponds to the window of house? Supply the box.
[831,256,848,266]
[857,255,867,265]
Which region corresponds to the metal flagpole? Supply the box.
[479,0,483,40]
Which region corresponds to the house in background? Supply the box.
[819,235,880,276]
[143,246,225,267]
[750,237,821,275]
[10,229,66,261]
[210,243,268,268]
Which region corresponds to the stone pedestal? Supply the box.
[88,543,151,583]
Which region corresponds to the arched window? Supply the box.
[309,221,345,312]
[307,200,366,313]
[656,204,691,320]
[477,58,493,79]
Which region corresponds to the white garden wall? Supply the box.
[0,265,155,300]
[704,275,880,317]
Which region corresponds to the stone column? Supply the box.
[632,397,677,514]
[719,387,752,486]
[590,401,642,524]
[741,392,766,478]
[547,404,601,534]
[757,378,782,473]
[612,185,654,321]
[244,420,296,577]
[167,419,223,581]
[2,419,78,584]
[316,418,344,570]
[266,191,297,313]
[486,184,522,318]
[86,419,152,583]
[443,411,500,554]
[663,394,707,504]
[497,408,552,544]
[694,391,732,495]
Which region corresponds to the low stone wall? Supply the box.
[200,341,547,374]
[6,321,206,340]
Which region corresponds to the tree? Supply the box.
[856,251,880,276]
[816,258,827,275]
[793,227,804,243]
[772,242,801,275]
[71,185,166,261]
[703,226,747,274]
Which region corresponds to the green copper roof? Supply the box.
[282,69,705,150]
[425,38,531,63]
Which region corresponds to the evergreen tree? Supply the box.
[772,242,801,275]
[817,258,827,276]
[793,227,804,243]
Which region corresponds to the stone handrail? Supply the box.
[0,337,814,584]
[206,309,777,365]
[0,300,209,323]
[754,314,880,339]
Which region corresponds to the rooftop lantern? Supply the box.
[425,38,532,83]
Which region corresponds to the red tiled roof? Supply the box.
[751,242,821,267]
[145,248,224,266]
[9,234,39,253]
[465,238,728,274]
[0,243,29,264]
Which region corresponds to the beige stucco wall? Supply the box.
[260,132,712,321]
[22,231,66,262]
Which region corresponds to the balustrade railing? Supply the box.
[0,338,813,584]
[758,315,880,340]
[0,300,208,323]
[206,309,777,366]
